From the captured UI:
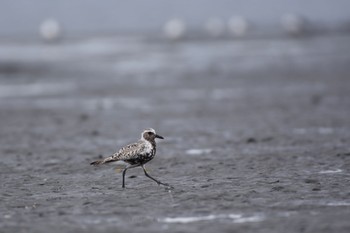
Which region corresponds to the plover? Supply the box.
[90,128,171,188]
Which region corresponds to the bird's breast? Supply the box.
[143,141,156,154]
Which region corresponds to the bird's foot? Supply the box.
[158,181,174,190]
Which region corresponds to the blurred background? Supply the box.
[1,0,350,38]
[1,0,349,114]
[1,1,350,232]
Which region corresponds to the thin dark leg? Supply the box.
[141,165,171,187]
[122,168,128,188]
[122,164,139,188]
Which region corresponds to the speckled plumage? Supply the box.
[90,128,171,188]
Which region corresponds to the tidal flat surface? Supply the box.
[1,34,350,233]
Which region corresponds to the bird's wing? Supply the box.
[111,141,145,161]
[90,141,145,165]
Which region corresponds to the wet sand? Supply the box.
[1,34,350,232]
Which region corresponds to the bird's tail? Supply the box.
[90,160,104,166]
[90,155,117,166]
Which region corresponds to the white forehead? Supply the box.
[143,128,156,134]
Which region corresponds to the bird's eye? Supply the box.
[148,132,153,135]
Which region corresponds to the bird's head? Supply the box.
[141,128,164,141]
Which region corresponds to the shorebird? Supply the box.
[90,128,171,188]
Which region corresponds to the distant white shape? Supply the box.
[233,215,265,223]
[318,127,333,134]
[186,148,212,155]
[159,214,264,224]
[291,200,350,207]
[161,215,222,223]
[281,14,306,35]
[326,202,350,206]
[228,16,249,37]
[164,18,186,39]
[319,169,342,174]
[45,159,61,165]
[39,18,62,41]
[293,127,334,135]
[292,128,307,135]
[205,17,225,37]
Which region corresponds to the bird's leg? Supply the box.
[122,164,139,188]
[122,167,128,188]
[141,165,172,188]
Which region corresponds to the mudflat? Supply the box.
[1,34,350,233]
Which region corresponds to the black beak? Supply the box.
[155,134,164,139]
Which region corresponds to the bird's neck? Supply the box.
[142,138,156,148]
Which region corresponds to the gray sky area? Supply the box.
[0,0,350,37]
